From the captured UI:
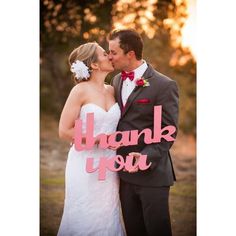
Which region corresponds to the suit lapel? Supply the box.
[121,64,155,118]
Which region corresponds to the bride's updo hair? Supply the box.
[68,42,98,83]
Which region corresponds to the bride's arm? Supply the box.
[59,84,85,142]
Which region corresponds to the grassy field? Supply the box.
[40,114,196,236]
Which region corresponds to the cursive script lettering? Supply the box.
[74,105,176,151]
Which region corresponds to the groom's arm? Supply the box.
[110,74,120,104]
[139,80,179,170]
[110,74,118,87]
[110,76,115,87]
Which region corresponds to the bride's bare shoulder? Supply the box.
[71,82,89,93]
[68,82,89,99]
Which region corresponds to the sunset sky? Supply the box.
[181,0,196,58]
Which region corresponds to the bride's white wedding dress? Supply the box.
[57,103,125,236]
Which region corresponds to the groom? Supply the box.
[108,29,179,236]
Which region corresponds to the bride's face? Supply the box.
[96,46,114,72]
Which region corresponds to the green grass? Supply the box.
[41,177,65,186]
[171,182,196,198]
[170,182,196,236]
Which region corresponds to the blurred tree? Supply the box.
[40,0,115,113]
[40,0,196,135]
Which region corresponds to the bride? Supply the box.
[57,42,125,236]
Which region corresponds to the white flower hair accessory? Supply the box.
[70,60,90,81]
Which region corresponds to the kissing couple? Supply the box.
[57,28,179,236]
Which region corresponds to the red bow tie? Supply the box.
[121,71,135,81]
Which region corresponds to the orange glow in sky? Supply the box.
[181,0,196,58]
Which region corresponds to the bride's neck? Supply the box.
[89,71,107,88]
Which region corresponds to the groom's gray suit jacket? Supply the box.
[111,64,179,187]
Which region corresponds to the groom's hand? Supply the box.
[124,152,142,173]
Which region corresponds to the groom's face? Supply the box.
[108,38,130,71]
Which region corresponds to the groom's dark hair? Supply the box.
[108,29,143,60]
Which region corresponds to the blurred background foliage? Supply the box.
[40,0,196,135]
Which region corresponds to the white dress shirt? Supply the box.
[121,60,148,106]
